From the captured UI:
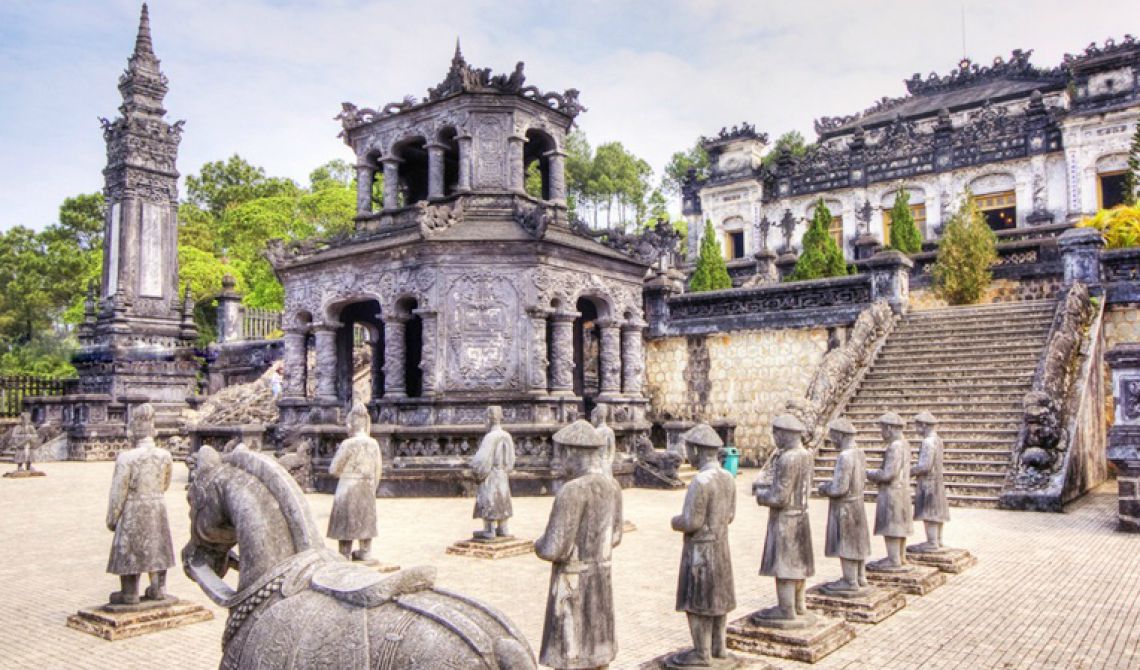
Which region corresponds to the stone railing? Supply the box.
[242,307,282,340]
[1106,343,1140,531]
[1102,247,1140,304]
[888,230,1066,289]
[0,376,70,418]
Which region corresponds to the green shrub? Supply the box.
[689,220,733,292]
[789,199,848,281]
[887,187,923,254]
[1078,204,1140,249]
[931,193,997,305]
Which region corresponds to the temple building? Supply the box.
[269,46,659,495]
[684,38,1140,265]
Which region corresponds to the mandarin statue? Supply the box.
[183,445,536,669]
[669,424,736,668]
[592,403,617,475]
[817,418,872,594]
[9,410,41,473]
[471,406,517,539]
[752,414,814,627]
[535,420,623,670]
[911,412,949,552]
[327,401,382,562]
[105,403,175,605]
[866,413,913,570]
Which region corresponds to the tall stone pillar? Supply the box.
[527,307,550,395]
[549,311,577,395]
[381,158,401,210]
[620,320,646,396]
[426,143,446,200]
[597,319,622,399]
[1059,227,1105,294]
[1107,343,1140,532]
[546,149,567,204]
[508,135,526,193]
[215,274,242,343]
[383,315,408,398]
[313,323,339,402]
[414,308,438,395]
[355,162,376,215]
[282,329,307,397]
[457,135,473,193]
[864,249,915,315]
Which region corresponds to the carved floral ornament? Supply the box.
[282,266,437,328]
[531,268,643,322]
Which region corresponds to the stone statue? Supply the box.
[866,412,913,569]
[592,403,617,475]
[535,420,623,670]
[911,412,949,552]
[9,410,40,472]
[471,406,516,540]
[751,414,814,627]
[184,446,537,669]
[669,423,736,668]
[817,418,871,594]
[327,401,382,562]
[105,403,175,605]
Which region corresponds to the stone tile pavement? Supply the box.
[0,463,1138,669]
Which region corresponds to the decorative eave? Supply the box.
[699,122,768,150]
[1064,35,1140,72]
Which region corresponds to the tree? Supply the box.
[887,187,923,253]
[1125,122,1140,206]
[761,130,811,167]
[185,155,300,219]
[662,142,709,197]
[525,161,543,199]
[932,193,998,305]
[689,220,733,292]
[789,199,848,281]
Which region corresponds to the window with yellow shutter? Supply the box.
[972,191,1016,231]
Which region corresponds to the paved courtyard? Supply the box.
[0,462,1138,669]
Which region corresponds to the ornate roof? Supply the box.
[700,122,768,148]
[1064,35,1139,67]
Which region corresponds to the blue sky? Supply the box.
[1,0,1137,231]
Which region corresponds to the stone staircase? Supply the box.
[813,299,1057,508]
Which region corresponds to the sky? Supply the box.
[1,0,1138,232]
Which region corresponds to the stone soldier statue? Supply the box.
[817,418,871,594]
[471,405,516,540]
[535,419,623,670]
[911,411,949,552]
[669,423,736,668]
[592,403,617,476]
[327,401,382,562]
[105,403,174,605]
[866,412,913,569]
[9,410,40,472]
[752,414,814,627]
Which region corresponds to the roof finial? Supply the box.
[453,37,464,64]
[134,3,154,58]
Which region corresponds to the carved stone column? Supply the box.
[597,318,622,399]
[1107,343,1140,532]
[426,143,446,200]
[215,274,242,343]
[282,329,307,397]
[549,311,577,395]
[383,315,408,398]
[1059,227,1105,293]
[355,162,376,215]
[620,319,646,396]
[546,149,567,204]
[508,135,526,193]
[381,157,401,210]
[527,307,550,395]
[313,323,340,402]
[457,135,473,193]
[414,308,438,395]
[864,249,915,315]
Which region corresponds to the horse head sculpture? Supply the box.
[184,445,536,670]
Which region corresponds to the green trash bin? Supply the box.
[722,446,740,476]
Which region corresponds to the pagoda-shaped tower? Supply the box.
[62,4,198,459]
[269,46,663,495]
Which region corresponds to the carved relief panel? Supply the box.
[443,272,522,390]
[472,114,508,190]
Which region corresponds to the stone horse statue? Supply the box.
[184,445,536,670]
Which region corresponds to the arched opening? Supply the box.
[524,129,556,200]
[399,298,424,398]
[395,137,429,207]
[438,127,461,196]
[574,296,603,414]
[332,300,383,408]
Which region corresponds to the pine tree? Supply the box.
[887,187,923,253]
[931,192,998,305]
[1124,122,1140,206]
[689,220,733,292]
[789,199,849,281]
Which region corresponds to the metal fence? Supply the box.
[0,376,70,418]
[242,307,282,340]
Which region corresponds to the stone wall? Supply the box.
[908,276,1064,310]
[1104,304,1140,350]
[644,327,829,463]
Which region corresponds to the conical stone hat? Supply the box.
[553,419,605,449]
[684,423,724,448]
[772,414,806,433]
[828,417,857,435]
[914,411,938,425]
[878,412,905,427]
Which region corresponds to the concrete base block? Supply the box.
[726,611,855,663]
[866,560,947,595]
[624,520,638,533]
[805,582,906,624]
[639,649,763,669]
[446,536,535,560]
[905,545,977,574]
[67,597,213,641]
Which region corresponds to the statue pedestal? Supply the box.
[804,582,906,624]
[67,597,213,641]
[446,536,534,560]
[905,545,977,574]
[640,650,760,669]
[726,611,855,663]
[352,558,401,573]
[3,469,46,478]
[865,560,946,595]
[623,519,638,533]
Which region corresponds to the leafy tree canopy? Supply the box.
[887,187,923,254]
[662,142,709,197]
[932,192,998,305]
[689,220,733,292]
[761,130,811,167]
[788,199,848,281]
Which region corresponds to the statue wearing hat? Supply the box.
[668,423,736,667]
[592,403,617,477]
[535,419,623,670]
[911,412,949,553]
[817,418,871,594]
[327,401,383,562]
[470,406,516,540]
[752,414,814,627]
[8,410,41,474]
[866,412,913,570]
